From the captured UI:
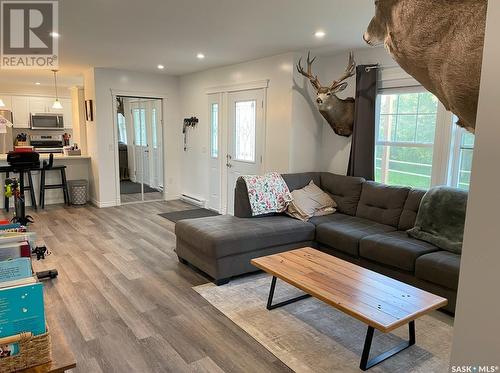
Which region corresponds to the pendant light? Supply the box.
[0,99,5,107]
[51,69,63,109]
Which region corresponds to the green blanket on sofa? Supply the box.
[407,186,468,254]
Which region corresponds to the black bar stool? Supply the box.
[39,154,70,209]
[1,166,37,211]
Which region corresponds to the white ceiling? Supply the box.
[0,0,374,88]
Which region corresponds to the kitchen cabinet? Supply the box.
[28,97,72,128]
[29,97,53,114]
[0,95,12,110]
[1,95,73,129]
[11,96,30,128]
[62,98,72,128]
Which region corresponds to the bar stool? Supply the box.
[1,166,37,211]
[39,154,70,209]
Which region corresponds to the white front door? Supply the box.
[226,89,265,214]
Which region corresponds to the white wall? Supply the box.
[179,53,296,201]
[290,52,324,172]
[450,0,500,368]
[314,47,398,175]
[85,68,181,206]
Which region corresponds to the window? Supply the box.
[375,91,438,189]
[133,108,147,146]
[117,113,127,144]
[450,125,475,190]
[375,89,475,190]
[210,103,219,158]
[234,100,256,162]
[152,108,158,149]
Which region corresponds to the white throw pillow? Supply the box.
[286,181,337,221]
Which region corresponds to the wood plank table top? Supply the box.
[251,247,448,333]
[20,315,76,373]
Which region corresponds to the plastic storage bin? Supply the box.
[68,180,88,205]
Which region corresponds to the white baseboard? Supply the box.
[91,198,117,208]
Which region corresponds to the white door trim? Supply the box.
[205,79,269,95]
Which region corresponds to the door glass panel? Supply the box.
[234,100,256,162]
[211,103,219,158]
[152,108,158,149]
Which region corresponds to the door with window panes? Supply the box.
[375,88,474,190]
[226,89,265,214]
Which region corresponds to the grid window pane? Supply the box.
[415,114,436,143]
[458,149,473,190]
[234,100,256,162]
[395,114,417,142]
[375,145,433,189]
[211,103,219,158]
[376,91,437,189]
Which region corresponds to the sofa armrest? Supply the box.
[234,177,253,217]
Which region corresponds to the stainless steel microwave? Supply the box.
[30,113,64,130]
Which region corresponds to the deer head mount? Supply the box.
[297,52,356,137]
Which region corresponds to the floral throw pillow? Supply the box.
[242,172,293,216]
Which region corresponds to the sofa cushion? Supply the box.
[398,189,426,230]
[359,231,439,272]
[308,212,351,226]
[175,215,315,258]
[415,251,461,290]
[282,172,321,192]
[316,216,396,256]
[356,181,410,227]
[320,173,365,216]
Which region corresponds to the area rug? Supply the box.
[159,208,220,223]
[120,180,159,194]
[193,274,453,373]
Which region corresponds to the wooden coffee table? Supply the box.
[251,247,448,371]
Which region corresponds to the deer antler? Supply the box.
[329,51,356,90]
[297,51,322,91]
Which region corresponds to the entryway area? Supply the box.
[115,95,164,204]
[208,83,267,214]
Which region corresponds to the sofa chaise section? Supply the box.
[175,215,315,284]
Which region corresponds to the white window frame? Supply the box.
[375,86,469,189]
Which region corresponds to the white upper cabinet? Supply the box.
[29,97,53,114]
[0,95,13,110]
[11,96,30,128]
[1,95,73,129]
[62,98,72,128]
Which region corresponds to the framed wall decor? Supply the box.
[85,99,94,121]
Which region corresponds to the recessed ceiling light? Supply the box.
[196,53,205,60]
[157,64,165,70]
[35,82,41,85]
[50,32,60,38]
[314,30,326,39]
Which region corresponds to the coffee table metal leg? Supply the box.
[266,276,311,310]
[359,321,416,371]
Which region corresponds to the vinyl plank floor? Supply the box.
[4,201,291,373]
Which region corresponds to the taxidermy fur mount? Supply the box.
[297,52,356,137]
[364,0,487,133]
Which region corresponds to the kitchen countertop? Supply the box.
[0,154,91,161]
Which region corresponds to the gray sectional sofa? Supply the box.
[175,172,461,313]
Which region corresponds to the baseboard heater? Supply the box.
[180,194,206,208]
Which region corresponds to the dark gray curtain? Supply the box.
[347,65,378,180]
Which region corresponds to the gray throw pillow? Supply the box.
[286,181,336,222]
[407,186,468,254]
